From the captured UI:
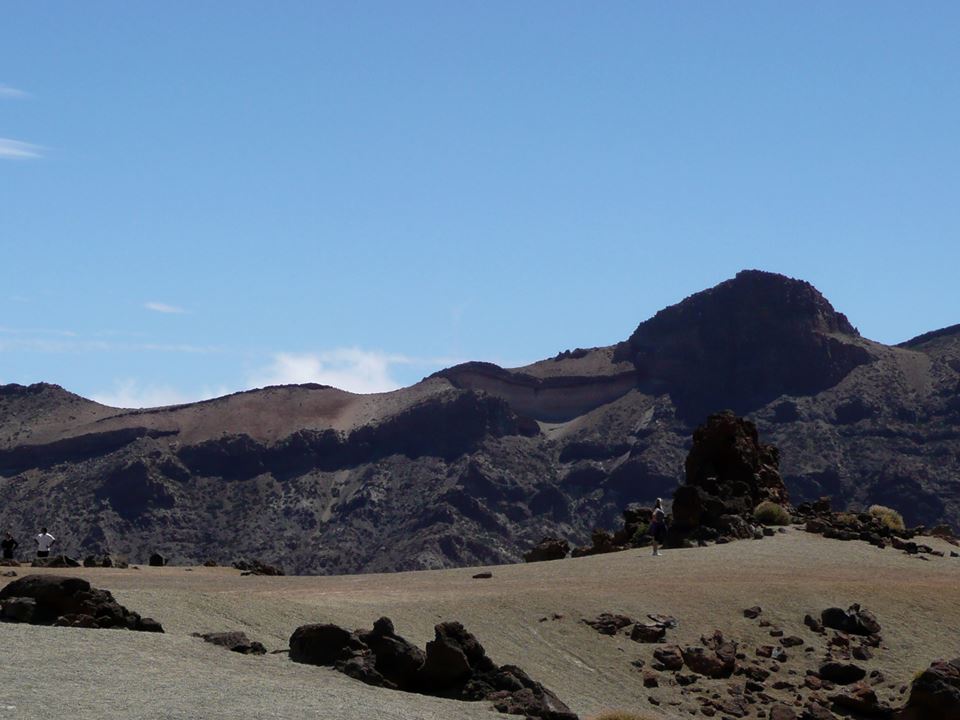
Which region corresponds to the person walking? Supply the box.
[35,527,56,558]
[650,498,667,556]
[1,532,18,560]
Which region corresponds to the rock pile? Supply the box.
[0,574,163,632]
[289,617,577,720]
[670,411,789,542]
[523,537,570,563]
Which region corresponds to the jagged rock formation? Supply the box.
[671,411,788,538]
[0,270,958,573]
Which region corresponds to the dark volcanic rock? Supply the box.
[671,411,788,537]
[582,613,633,636]
[195,630,267,655]
[820,604,881,636]
[523,537,569,563]
[615,270,872,421]
[289,617,576,719]
[0,574,162,632]
[819,661,867,685]
[899,657,960,720]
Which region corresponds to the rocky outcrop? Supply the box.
[615,269,873,421]
[671,411,788,540]
[0,574,163,632]
[289,617,577,720]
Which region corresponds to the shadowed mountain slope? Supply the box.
[1,270,957,573]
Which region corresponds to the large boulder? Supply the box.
[0,574,163,632]
[898,657,960,720]
[821,604,881,636]
[357,617,425,690]
[289,623,366,666]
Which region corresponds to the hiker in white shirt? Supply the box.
[35,528,56,558]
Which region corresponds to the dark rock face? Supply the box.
[1,270,958,575]
[899,657,960,720]
[289,617,576,719]
[615,270,872,421]
[0,574,163,632]
[671,412,788,537]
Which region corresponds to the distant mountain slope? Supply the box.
[1,270,957,573]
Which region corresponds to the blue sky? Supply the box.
[2,2,958,407]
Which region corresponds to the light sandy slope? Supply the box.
[1,530,958,720]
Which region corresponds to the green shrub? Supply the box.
[753,501,790,526]
[869,504,905,531]
[629,523,651,547]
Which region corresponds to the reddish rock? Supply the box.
[899,657,960,720]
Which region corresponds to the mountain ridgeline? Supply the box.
[1,270,958,574]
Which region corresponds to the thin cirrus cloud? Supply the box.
[145,301,188,314]
[0,138,43,160]
[0,84,29,99]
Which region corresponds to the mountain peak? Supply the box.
[616,270,871,421]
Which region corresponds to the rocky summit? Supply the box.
[0,270,957,573]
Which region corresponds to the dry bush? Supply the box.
[869,504,906,531]
[753,501,790,526]
[588,712,661,720]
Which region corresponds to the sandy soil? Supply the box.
[1,529,958,720]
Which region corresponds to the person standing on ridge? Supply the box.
[35,527,56,558]
[650,499,667,556]
[1,532,18,560]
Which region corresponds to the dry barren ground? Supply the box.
[1,529,958,720]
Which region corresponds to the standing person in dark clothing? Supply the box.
[1,532,18,560]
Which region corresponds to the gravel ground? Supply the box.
[1,529,958,719]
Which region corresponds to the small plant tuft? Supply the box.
[869,504,905,531]
[753,501,790,526]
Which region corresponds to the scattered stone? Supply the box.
[195,631,267,655]
[818,661,866,685]
[682,631,737,678]
[1,570,16,578]
[769,704,798,720]
[582,613,633,636]
[232,558,284,576]
[781,636,804,648]
[804,614,825,634]
[471,571,492,579]
[744,606,763,619]
[203,559,218,567]
[630,623,667,643]
[30,555,80,568]
[653,645,685,671]
[829,682,891,716]
[148,553,166,567]
[647,613,678,628]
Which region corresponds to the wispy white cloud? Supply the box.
[0,138,43,159]
[145,301,187,314]
[90,379,230,409]
[0,84,29,99]
[249,349,410,394]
